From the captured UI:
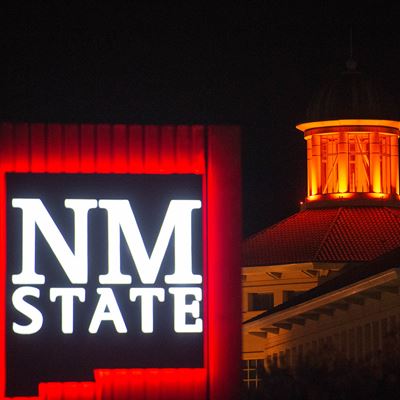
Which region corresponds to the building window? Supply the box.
[242,359,263,389]
[248,293,274,311]
[283,290,304,302]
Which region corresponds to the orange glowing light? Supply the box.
[297,119,400,133]
[298,119,400,205]
[329,193,355,200]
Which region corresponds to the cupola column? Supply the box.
[391,135,399,194]
[307,138,312,196]
[311,135,321,195]
[370,131,381,193]
[338,131,349,193]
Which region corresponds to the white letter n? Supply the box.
[12,198,97,285]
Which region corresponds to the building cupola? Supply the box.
[297,60,400,208]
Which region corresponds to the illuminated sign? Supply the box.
[6,173,203,397]
[0,123,241,400]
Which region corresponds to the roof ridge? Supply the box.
[314,207,343,259]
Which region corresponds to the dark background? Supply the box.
[6,173,203,396]
[1,2,400,236]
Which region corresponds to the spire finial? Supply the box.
[346,27,357,71]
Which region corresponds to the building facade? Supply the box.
[242,61,400,388]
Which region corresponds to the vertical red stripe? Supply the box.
[15,123,30,172]
[30,124,46,172]
[207,126,241,400]
[0,124,15,172]
[46,124,63,172]
[64,125,80,173]
[192,126,205,174]
[176,126,191,173]
[96,124,111,173]
[111,125,128,173]
[0,174,5,397]
[39,382,62,400]
[128,125,144,173]
[160,126,176,173]
[128,370,145,398]
[80,124,95,173]
[201,166,209,379]
[144,126,160,173]
[0,124,13,397]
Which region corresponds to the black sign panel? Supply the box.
[6,173,203,397]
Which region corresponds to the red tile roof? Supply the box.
[242,207,400,266]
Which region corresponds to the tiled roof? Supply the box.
[242,207,400,266]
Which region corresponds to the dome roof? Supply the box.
[305,60,399,122]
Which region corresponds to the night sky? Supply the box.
[1,2,400,236]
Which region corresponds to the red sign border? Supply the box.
[0,124,241,400]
